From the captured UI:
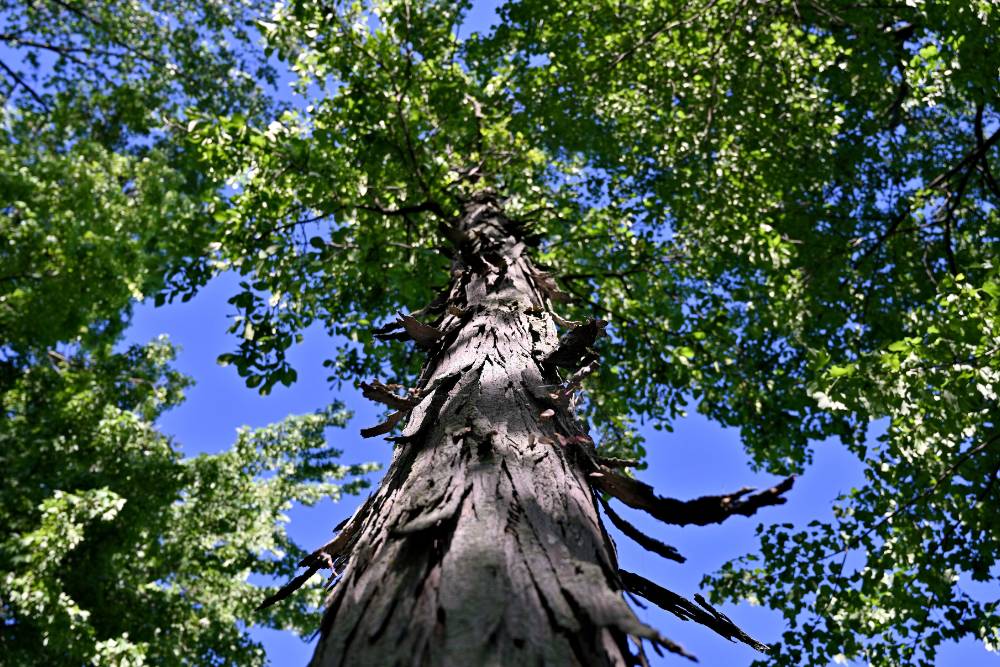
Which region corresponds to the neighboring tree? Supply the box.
[1,2,374,664]
[0,340,374,665]
[0,0,272,350]
[4,0,998,665]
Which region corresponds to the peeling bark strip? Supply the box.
[619,571,770,653]
[597,496,686,564]
[359,381,419,410]
[265,191,787,665]
[591,469,795,527]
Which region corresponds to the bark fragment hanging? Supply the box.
[619,570,770,653]
[359,380,420,410]
[542,317,606,370]
[373,312,445,348]
[598,495,686,563]
[591,468,795,527]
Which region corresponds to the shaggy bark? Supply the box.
[265,191,792,665]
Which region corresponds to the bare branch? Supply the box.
[926,127,1000,191]
[0,59,49,111]
[822,435,997,561]
[358,200,448,219]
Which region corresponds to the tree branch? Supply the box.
[926,127,1000,191]
[46,0,167,67]
[601,0,720,74]
[358,200,448,220]
[0,59,48,111]
[598,494,686,563]
[822,433,998,561]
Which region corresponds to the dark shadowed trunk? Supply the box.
[263,190,793,666]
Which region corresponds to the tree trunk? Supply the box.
[260,191,788,665]
[308,192,663,666]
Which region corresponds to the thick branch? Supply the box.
[927,127,1000,191]
[358,200,448,220]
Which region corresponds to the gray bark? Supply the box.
[261,191,789,665]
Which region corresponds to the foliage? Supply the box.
[1,3,375,664]
[4,0,999,664]
[708,270,1000,665]
[0,0,275,355]
[0,339,375,665]
[486,2,1000,663]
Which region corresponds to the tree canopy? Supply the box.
[1,2,374,663]
[1,341,374,664]
[2,0,998,665]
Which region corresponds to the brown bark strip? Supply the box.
[372,312,446,347]
[619,570,770,653]
[300,499,371,569]
[551,311,582,329]
[256,565,320,611]
[597,495,686,563]
[393,480,472,535]
[398,313,445,348]
[359,380,419,410]
[360,371,466,439]
[387,369,465,445]
[590,469,795,527]
[359,410,405,438]
[259,497,375,611]
[532,268,571,303]
[544,359,601,409]
[543,318,606,369]
[595,455,641,469]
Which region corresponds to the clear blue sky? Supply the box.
[123,2,996,665]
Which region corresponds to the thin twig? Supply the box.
[0,59,48,110]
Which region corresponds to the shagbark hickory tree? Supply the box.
[5,0,999,664]
[259,192,792,664]
[197,0,998,664]
[215,1,996,664]
[215,0,796,663]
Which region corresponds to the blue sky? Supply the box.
[120,2,997,665]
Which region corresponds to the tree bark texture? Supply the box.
[268,191,791,666]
